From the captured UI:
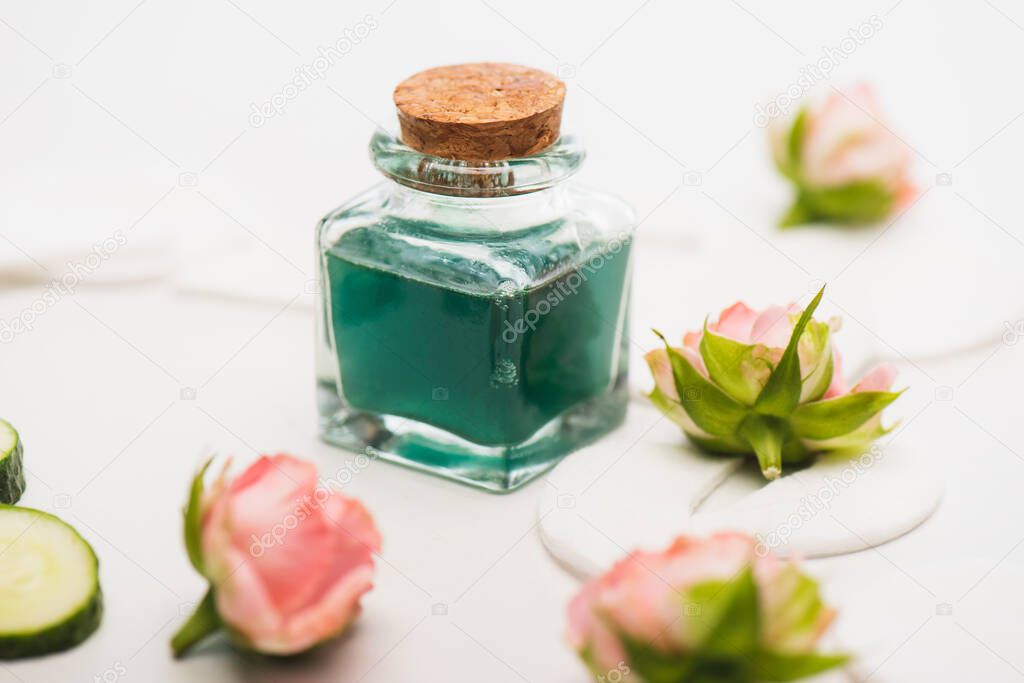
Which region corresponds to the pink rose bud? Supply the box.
[171,454,381,657]
[567,533,846,683]
[647,287,902,479]
[770,83,916,226]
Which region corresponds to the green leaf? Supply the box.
[751,650,849,681]
[791,390,903,440]
[754,287,825,418]
[654,331,748,438]
[803,180,893,224]
[184,458,213,575]
[738,414,788,480]
[684,567,760,659]
[699,326,773,406]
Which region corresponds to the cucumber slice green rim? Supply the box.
[0,506,103,659]
[0,420,25,505]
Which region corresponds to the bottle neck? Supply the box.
[384,182,572,237]
[370,130,585,198]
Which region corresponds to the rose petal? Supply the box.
[213,545,284,647]
[199,454,381,655]
[225,456,335,615]
[800,84,913,195]
[852,363,897,393]
[710,302,759,343]
[279,565,375,654]
[683,330,702,353]
[645,348,679,401]
[567,581,628,674]
[823,348,847,399]
[566,533,837,677]
[645,346,707,399]
[750,305,797,348]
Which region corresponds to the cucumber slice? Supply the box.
[0,420,25,504]
[0,506,102,658]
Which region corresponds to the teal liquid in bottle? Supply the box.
[327,222,631,447]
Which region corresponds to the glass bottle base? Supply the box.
[317,377,628,493]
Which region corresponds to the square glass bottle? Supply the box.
[316,65,634,491]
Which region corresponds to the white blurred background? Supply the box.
[2,0,1019,355]
[2,1,1023,681]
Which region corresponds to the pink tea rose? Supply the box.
[172,454,381,657]
[567,533,846,683]
[647,288,902,478]
[770,84,916,226]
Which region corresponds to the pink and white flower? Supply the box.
[770,84,916,226]
[646,290,901,478]
[567,533,845,682]
[173,454,381,657]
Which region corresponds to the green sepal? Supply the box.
[779,196,814,228]
[776,108,813,227]
[684,567,760,659]
[654,331,747,438]
[738,414,788,480]
[803,417,896,454]
[754,288,825,418]
[683,661,751,683]
[620,635,694,683]
[648,386,700,433]
[699,325,773,406]
[781,181,893,228]
[802,180,894,224]
[780,437,813,466]
[184,458,213,576]
[775,107,808,182]
[594,566,849,683]
[788,109,808,170]
[170,589,221,658]
[751,650,850,682]
[797,320,834,403]
[761,565,829,652]
[790,390,903,440]
[686,432,757,456]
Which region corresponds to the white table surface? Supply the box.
[0,283,1021,683]
[2,0,1024,681]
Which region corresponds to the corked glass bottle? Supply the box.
[316,63,634,491]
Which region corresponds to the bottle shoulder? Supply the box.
[318,182,634,293]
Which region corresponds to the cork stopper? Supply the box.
[393,63,566,162]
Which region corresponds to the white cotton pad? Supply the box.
[538,402,942,580]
